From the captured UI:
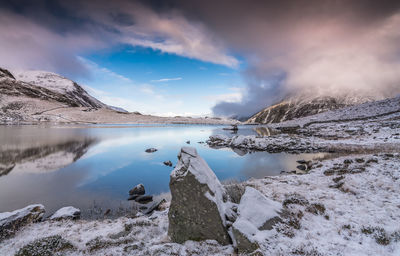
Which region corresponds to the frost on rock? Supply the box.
[49,206,81,221]
[168,147,231,245]
[232,187,283,254]
[0,204,45,241]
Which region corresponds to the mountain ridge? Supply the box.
[246,94,377,124]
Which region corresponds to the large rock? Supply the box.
[0,204,45,241]
[49,206,81,221]
[168,147,231,245]
[232,187,283,254]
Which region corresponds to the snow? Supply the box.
[237,187,282,229]
[243,153,400,255]
[12,70,77,94]
[49,206,80,220]
[0,204,45,225]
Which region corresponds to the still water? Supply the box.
[0,124,325,218]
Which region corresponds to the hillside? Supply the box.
[0,68,236,125]
[246,95,375,124]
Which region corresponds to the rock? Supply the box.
[186,140,190,144]
[296,164,307,171]
[15,235,74,256]
[0,204,45,241]
[163,160,173,167]
[135,195,153,204]
[168,147,231,245]
[129,184,145,196]
[145,148,157,153]
[142,199,167,215]
[232,187,283,254]
[49,206,80,221]
[127,195,139,201]
[222,124,238,131]
[296,160,307,165]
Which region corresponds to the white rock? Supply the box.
[50,206,81,220]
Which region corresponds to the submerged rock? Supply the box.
[49,206,80,221]
[0,204,45,241]
[129,184,145,196]
[232,187,283,254]
[145,148,158,153]
[168,147,231,245]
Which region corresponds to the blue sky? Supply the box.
[76,45,245,116]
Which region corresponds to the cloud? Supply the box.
[0,0,239,78]
[199,0,400,118]
[2,0,400,118]
[151,77,182,82]
[0,9,103,78]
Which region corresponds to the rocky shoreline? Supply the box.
[1,146,399,255]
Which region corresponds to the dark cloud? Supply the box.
[1,0,400,116]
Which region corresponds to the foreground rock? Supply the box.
[49,206,81,221]
[0,204,45,241]
[168,147,231,245]
[232,187,283,254]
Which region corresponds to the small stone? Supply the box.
[145,148,157,153]
[296,164,307,171]
[296,160,307,165]
[50,206,81,221]
[135,195,153,204]
[142,199,167,215]
[186,140,190,144]
[163,160,173,167]
[129,184,145,196]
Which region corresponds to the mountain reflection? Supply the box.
[0,139,96,176]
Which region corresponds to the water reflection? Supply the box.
[254,127,280,137]
[0,125,326,218]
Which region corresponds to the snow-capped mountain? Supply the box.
[246,94,376,124]
[11,70,105,108]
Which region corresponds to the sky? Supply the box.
[1,0,400,117]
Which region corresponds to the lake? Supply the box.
[0,124,326,218]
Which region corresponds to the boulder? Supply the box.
[168,147,231,245]
[129,184,145,196]
[0,204,45,241]
[49,206,81,221]
[232,187,282,254]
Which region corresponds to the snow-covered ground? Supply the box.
[1,153,398,255]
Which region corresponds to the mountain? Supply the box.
[246,94,376,124]
[0,67,236,125]
[11,70,105,108]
